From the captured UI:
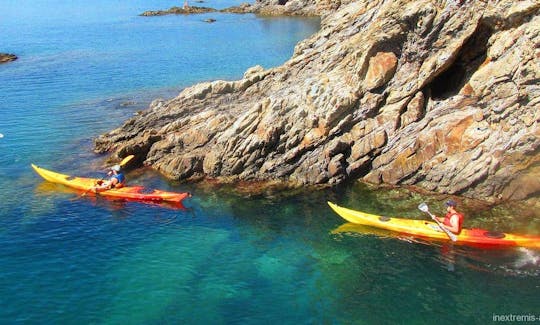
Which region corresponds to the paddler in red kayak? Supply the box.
[435,200,464,235]
[92,164,126,192]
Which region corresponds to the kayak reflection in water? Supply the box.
[435,200,464,235]
[93,164,126,192]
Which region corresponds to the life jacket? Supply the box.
[443,212,463,234]
[112,173,126,188]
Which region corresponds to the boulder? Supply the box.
[0,53,17,63]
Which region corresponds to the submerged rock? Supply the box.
[97,0,540,202]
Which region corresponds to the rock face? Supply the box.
[96,0,540,202]
[0,53,17,63]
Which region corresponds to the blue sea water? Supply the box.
[1,1,539,324]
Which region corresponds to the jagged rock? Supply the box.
[0,53,17,63]
[96,0,540,202]
[251,0,357,17]
[364,52,398,91]
[221,3,254,14]
[140,6,217,16]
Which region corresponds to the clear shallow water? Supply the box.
[1,1,539,324]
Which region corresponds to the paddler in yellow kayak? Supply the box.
[92,164,126,192]
[435,200,464,235]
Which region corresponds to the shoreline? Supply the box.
[140,2,321,17]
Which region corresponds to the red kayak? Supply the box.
[32,164,190,204]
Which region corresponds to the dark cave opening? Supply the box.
[430,63,466,98]
[278,0,288,5]
[429,23,493,99]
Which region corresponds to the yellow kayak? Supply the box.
[32,164,190,203]
[328,202,540,249]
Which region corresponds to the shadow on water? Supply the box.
[332,223,540,276]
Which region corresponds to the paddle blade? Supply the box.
[120,155,135,167]
[418,203,429,213]
[418,202,457,242]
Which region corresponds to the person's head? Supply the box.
[111,165,121,173]
[445,199,457,211]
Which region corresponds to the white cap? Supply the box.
[111,165,121,172]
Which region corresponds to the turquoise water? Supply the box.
[1,1,539,324]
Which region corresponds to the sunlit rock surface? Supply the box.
[96,0,540,202]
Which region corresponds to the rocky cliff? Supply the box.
[95,0,540,202]
[249,0,357,16]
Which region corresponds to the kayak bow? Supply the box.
[328,202,540,249]
[32,164,190,203]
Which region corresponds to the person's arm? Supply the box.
[94,177,117,191]
[94,181,109,191]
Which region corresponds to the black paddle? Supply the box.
[418,202,458,242]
